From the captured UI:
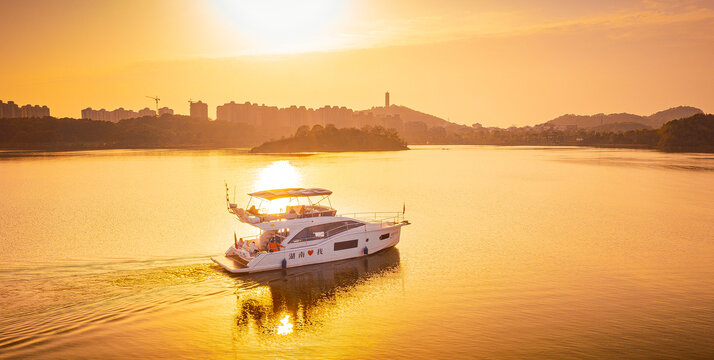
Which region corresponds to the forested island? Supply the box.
[0,113,711,153]
[251,125,408,152]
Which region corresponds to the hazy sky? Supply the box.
[1,0,713,126]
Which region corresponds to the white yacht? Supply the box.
[212,187,409,273]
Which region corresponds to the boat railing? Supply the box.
[287,214,405,244]
[288,208,337,219]
[338,212,406,226]
[230,205,337,223]
[235,234,260,242]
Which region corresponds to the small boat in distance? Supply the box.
[212,187,409,273]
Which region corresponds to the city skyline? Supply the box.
[0,100,50,119]
[2,94,705,133]
[1,0,712,127]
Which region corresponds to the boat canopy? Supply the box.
[248,188,332,201]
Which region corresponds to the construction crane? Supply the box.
[146,95,160,118]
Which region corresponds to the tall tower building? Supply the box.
[385,91,390,108]
[190,100,209,120]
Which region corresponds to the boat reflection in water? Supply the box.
[230,247,400,335]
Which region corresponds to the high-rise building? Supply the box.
[81,106,157,122]
[0,100,19,118]
[190,101,208,120]
[385,91,390,108]
[216,100,403,138]
[138,108,156,117]
[1,100,49,118]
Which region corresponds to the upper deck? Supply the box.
[227,187,337,226]
[229,203,337,224]
[225,186,407,230]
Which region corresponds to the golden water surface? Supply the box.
[1,146,713,359]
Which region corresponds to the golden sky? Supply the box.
[1,0,713,126]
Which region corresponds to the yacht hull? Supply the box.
[212,224,405,274]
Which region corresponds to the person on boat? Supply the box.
[248,205,259,215]
[259,230,275,250]
[268,239,284,252]
[286,206,298,219]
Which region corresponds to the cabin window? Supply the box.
[379,233,390,240]
[289,221,364,244]
[334,239,358,251]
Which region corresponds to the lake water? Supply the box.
[1,146,713,359]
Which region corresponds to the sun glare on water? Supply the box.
[213,0,349,54]
[276,315,294,335]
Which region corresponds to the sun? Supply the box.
[254,160,302,191]
[252,161,303,213]
[213,0,349,54]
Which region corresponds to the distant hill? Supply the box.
[543,106,703,130]
[589,122,651,132]
[358,105,461,129]
[546,113,643,129]
[647,106,704,128]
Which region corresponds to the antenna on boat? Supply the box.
[224,181,230,209]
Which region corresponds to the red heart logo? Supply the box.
[308,250,314,256]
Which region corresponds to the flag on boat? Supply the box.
[234,232,238,248]
[403,202,405,214]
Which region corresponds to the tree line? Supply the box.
[0,113,711,153]
[408,114,714,152]
[0,115,259,149]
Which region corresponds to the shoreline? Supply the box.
[1,143,711,154]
